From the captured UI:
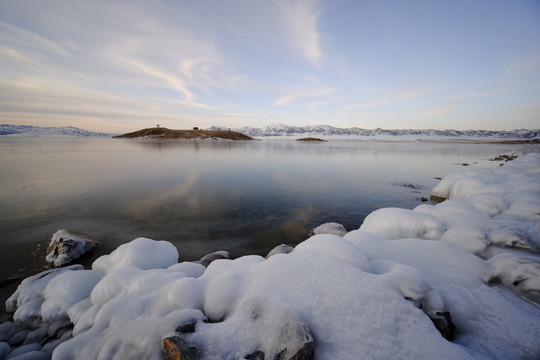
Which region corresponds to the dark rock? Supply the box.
[461,163,469,166]
[47,319,72,338]
[196,251,229,267]
[23,326,48,345]
[5,350,50,360]
[0,342,9,359]
[175,320,198,334]
[274,322,315,360]
[245,350,265,359]
[429,195,446,205]
[9,329,30,346]
[434,177,442,180]
[5,343,41,358]
[163,335,199,360]
[420,197,428,202]
[428,311,456,341]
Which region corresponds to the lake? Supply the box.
[1,137,538,288]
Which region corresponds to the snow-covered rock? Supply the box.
[311,222,347,237]
[46,229,98,267]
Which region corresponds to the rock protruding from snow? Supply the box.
[46,230,98,267]
[265,244,294,259]
[195,251,230,267]
[489,254,540,302]
[311,222,347,237]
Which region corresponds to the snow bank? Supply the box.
[2,153,540,360]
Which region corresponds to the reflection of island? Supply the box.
[114,127,253,141]
[296,137,326,142]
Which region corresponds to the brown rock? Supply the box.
[163,335,199,360]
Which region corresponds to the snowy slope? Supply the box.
[0,124,115,137]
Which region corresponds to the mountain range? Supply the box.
[215,123,540,139]
[2,123,540,139]
[0,124,115,137]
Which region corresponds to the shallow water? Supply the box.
[1,137,538,286]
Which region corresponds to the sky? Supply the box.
[0,0,539,133]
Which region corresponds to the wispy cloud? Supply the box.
[344,91,501,111]
[421,91,502,102]
[275,86,335,106]
[343,91,422,110]
[0,21,71,57]
[116,56,195,102]
[279,0,323,65]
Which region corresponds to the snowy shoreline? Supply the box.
[1,153,540,359]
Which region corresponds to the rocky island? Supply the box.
[296,137,326,142]
[114,127,253,141]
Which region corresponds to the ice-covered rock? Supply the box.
[489,253,540,302]
[265,244,294,258]
[311,222,347,237]
[46,229,98,267]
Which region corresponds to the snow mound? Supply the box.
[360,207,444,240]
[92,237,178,273]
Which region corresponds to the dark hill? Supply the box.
[114,127,253,141]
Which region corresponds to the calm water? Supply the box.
[1,137,539,285]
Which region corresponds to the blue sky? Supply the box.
[0,0,539,132]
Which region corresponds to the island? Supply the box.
[113,127,253,141]
[296,137,326,142]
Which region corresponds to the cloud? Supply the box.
[343,91,501,111]
[279,0,323,65]
[424,92,502,102]
[275,86,335,106]
[0,21,71,57]
[115,56,195,102]
[343,92,422,110]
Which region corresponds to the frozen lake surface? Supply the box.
[1,137,538,283]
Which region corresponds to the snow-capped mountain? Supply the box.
[0,124,115,137]
[231,123,540,139]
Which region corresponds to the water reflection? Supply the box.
[1,137,538,283]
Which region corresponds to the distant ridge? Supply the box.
[114,127,253,141]
[231,123,540,139]
[0,124,115,137]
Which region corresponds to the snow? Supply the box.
[92,237,178,273]
[46,229,97,267]
[3,153,540,359]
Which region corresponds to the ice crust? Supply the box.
[3,153,540,359]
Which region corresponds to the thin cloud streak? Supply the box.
[275,86,335,106]
[343,92,422,110]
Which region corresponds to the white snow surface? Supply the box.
[4,153,540,359]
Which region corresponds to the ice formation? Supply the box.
[45,230,98,267]
[2,153,540,360]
